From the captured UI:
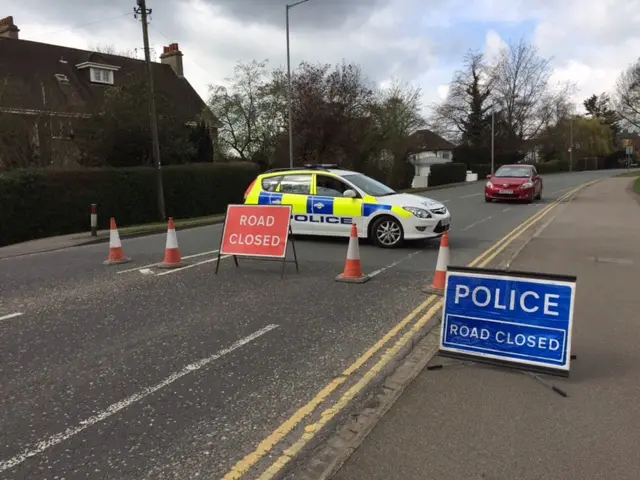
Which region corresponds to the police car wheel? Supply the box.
[371,216,403,248]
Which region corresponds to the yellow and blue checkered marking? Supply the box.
[257,191,398,218]
[363,203,392,217]
[307,196,334,215]
[258,192,283,205]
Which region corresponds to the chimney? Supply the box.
[0,16,19,39]
[160,42,184,77]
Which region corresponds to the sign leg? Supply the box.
[289,226,299,273]
[215,250,222,274]
[233,255,239,268]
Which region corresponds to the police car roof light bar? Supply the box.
[303,163,339,169]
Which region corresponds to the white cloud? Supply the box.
[4,0,640,119]
[484,29,507,64]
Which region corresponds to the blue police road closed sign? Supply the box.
[439,266,577,377]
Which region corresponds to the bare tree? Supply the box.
[491,39,575,141]
[370,79,425,185]
[613,59,640,130]
[428,51,494,145]
[88,43,138,59]
[206,60,283,163]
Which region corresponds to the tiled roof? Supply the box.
[408,129,455,152]
[0,37,207,122]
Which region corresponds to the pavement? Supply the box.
[330,176,640,480]
[0,169,630,480]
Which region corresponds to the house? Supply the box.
[0,15,215,168]
[406,129,455,188]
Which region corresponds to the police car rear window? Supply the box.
[279,174,312,194]
[261,176,283,192]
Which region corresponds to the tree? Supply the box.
[363,79,425,186]
[288,60,376,166]
[207,60,282,166]
[428,51,493,147]
[491,39,575,146]
[613,59,640,130]
[538,116,613,162]
[74,78,199,167]
[203,58,423,186]
[0,77,37,170]
[583,92,620,137]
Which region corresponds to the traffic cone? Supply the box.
[103,217,132,265]
[422,232,450,295]
[335,224,370,284]
[158,218,185,269]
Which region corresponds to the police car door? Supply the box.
[277,173,314,234]
[312,174,363,236]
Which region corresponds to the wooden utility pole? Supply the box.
[569,117,573,173]
[134,0,165,221]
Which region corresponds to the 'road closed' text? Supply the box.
[228,233,282,247]
[448,323,561,351]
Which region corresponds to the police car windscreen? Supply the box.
[343,173,396,196]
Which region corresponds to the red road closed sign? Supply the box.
[220,205,292,258]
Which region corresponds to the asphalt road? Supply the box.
[0,170,626,480]
[332,177,640,480]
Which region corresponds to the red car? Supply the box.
[485,164,543,203]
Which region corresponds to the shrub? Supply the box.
[535,160,569,174]
[428,162,468,187]
[0,162,260,247]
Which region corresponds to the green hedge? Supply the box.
[470,164,492,179]
[0,162,260,247]
[428,162,468,187]
[535,160,569,174]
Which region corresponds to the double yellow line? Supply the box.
[223,181,594,480]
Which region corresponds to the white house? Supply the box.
[406,129,455,188]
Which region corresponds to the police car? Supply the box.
[243,164,451,248]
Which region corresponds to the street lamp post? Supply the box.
[491,100,495,176]
[286,0,310,169]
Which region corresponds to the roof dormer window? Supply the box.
[90,68,113,85]
[75,61,120,86]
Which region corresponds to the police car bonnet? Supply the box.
[421,199,444,209]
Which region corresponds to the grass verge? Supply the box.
[615,171,640,177]
[635,176,640,194]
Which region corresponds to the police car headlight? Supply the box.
[486,181,493,188]
[521,181,534,189]
[403,207,432,219]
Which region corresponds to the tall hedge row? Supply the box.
[0,162,260,247]
[428,162,468,187]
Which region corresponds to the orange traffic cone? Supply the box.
[423,232,450,295]
[158,218,184,269]
[103,217,132,265]
[335,224,370,283]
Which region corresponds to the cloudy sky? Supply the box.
[6,0,640,114]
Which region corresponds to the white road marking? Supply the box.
[460,215,493,232]
[0,312,23,322]
[0,324,279,473]
[139,268,153,275]
[461,192,482,199]
[441,199,451,203]
[155,254,233,276]
[117,249,220,274]
[369,251,420,278]
[502,207,511,212]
